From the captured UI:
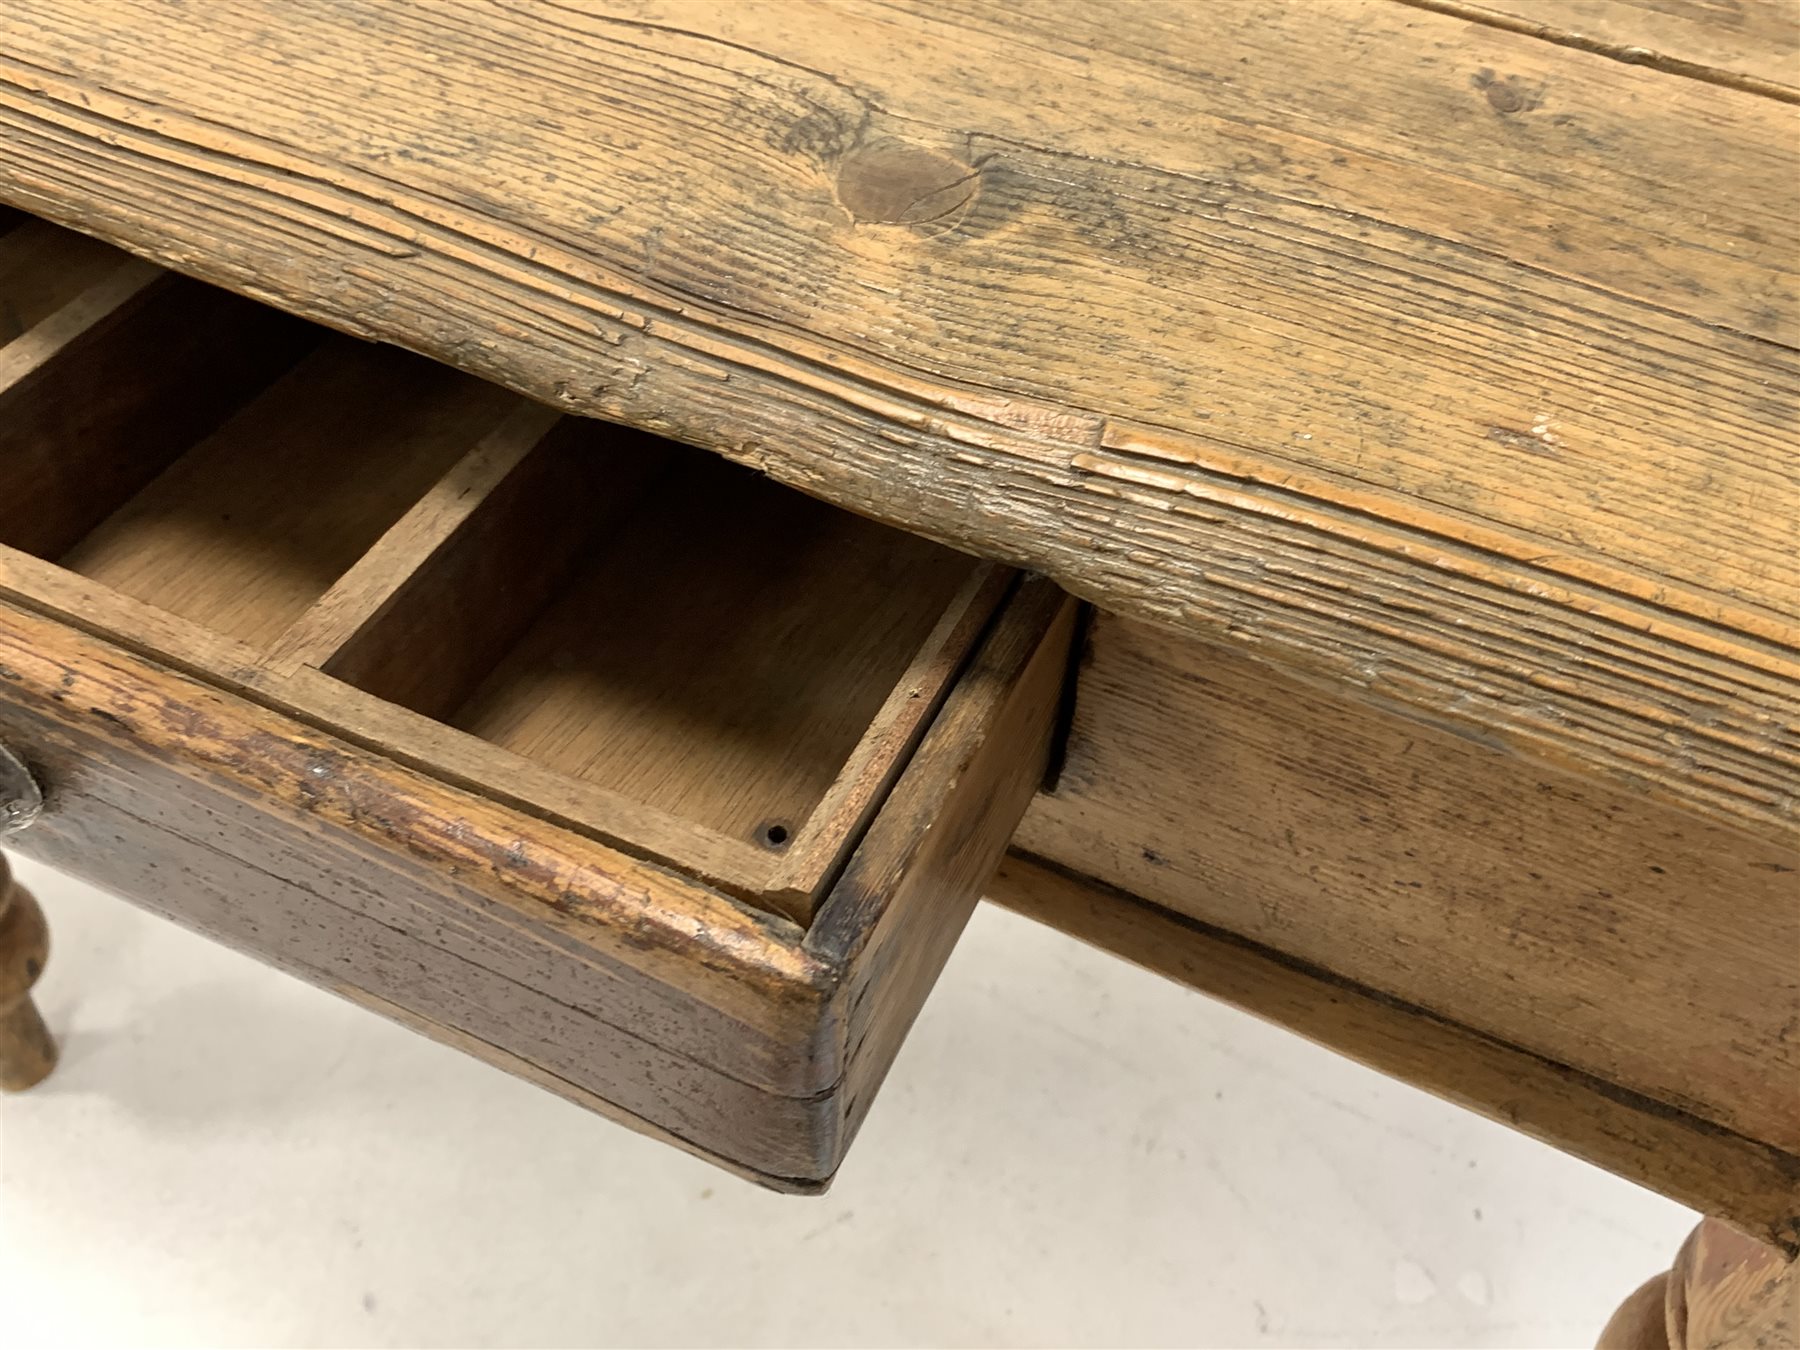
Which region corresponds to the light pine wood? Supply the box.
[0,852,55,1091]
[306,413,669,713]
[283,412,780,898]
[1016,615,1800,1162]
[1410,0,1800,98]
[0,0,1792,839]
[765,562,1015,913]
[305,417,1001,916]
[1668,1220,1800,1348]
[438,444,981,870]
[0,217,1079,1183]
[989,855,1800,1252]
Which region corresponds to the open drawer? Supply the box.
[0,214,1078,1186]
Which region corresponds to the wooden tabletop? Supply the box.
[1,0,1794,838]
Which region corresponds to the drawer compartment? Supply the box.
[0,216,131,338]
[0,216,1077,1185]
[49,342,518,650]
[305,421,1010,921]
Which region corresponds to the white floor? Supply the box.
[0,857,1694,1349]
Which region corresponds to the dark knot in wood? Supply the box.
[836,141,980,228]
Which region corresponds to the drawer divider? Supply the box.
[263,400,568,677]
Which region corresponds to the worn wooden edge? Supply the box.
[814,581,1079,1154]
[0,598,839,1068]
[282,408,784,899]
[1017,610,1800,1158]
[0,574,1076,1166]
[10,742,840,1177]
[293,666,781,889]
[809,577,1064,964]
[337,985,829,1194]
[0,539,786,904]
[0,544,271,684]
[768,562,1014,914]
[0,59,1789,842]
[987,853,1800,1254]
[1391,0,1800,103]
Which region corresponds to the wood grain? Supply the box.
[1015,615,1800,1157]
[0,263,315,564]
[0,602,847,1180]
[60,337,517,650]
[266,398,566,675]
[0,0,1792,835]
[0,258,1015,926]
[339,986,828,1194]
[765,564,1013,914]
[1668,1218,1800,1348]
[813,580,1078,1146]
[442,443,979,867]
[0,598,832,1095]
[990,854,1800,1254]
[1406,0,1800,98]
[1605,1217,1800,1348]
[288,414,783,899]
[0,562,1068,1182]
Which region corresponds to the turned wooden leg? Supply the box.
[0,853,56,1090]
[1600,1218,1799,1350]
[1600,1272,1675,1349]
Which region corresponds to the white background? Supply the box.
[0,856,1694,1348]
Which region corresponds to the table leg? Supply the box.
[1600,1218,1799,1349]
[0,852,56,1090]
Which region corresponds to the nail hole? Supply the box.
[759,822,791,849]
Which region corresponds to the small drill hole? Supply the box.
[760,822,791,849]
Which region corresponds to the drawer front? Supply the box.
[0,211,1079,1186]
[0,600,838,1183]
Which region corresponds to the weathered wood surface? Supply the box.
[1411,0,1800,98]
[819,581,1077,1145]
[1014,614,1800,1164]
[1411,0,1800,97]
[0,224,1020,926]
[1,0,1793,838]
[0,563,1068,1183]
[0,594,843,1180]
[0,598,831,1080]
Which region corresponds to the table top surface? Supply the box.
[1,0,1794,838]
